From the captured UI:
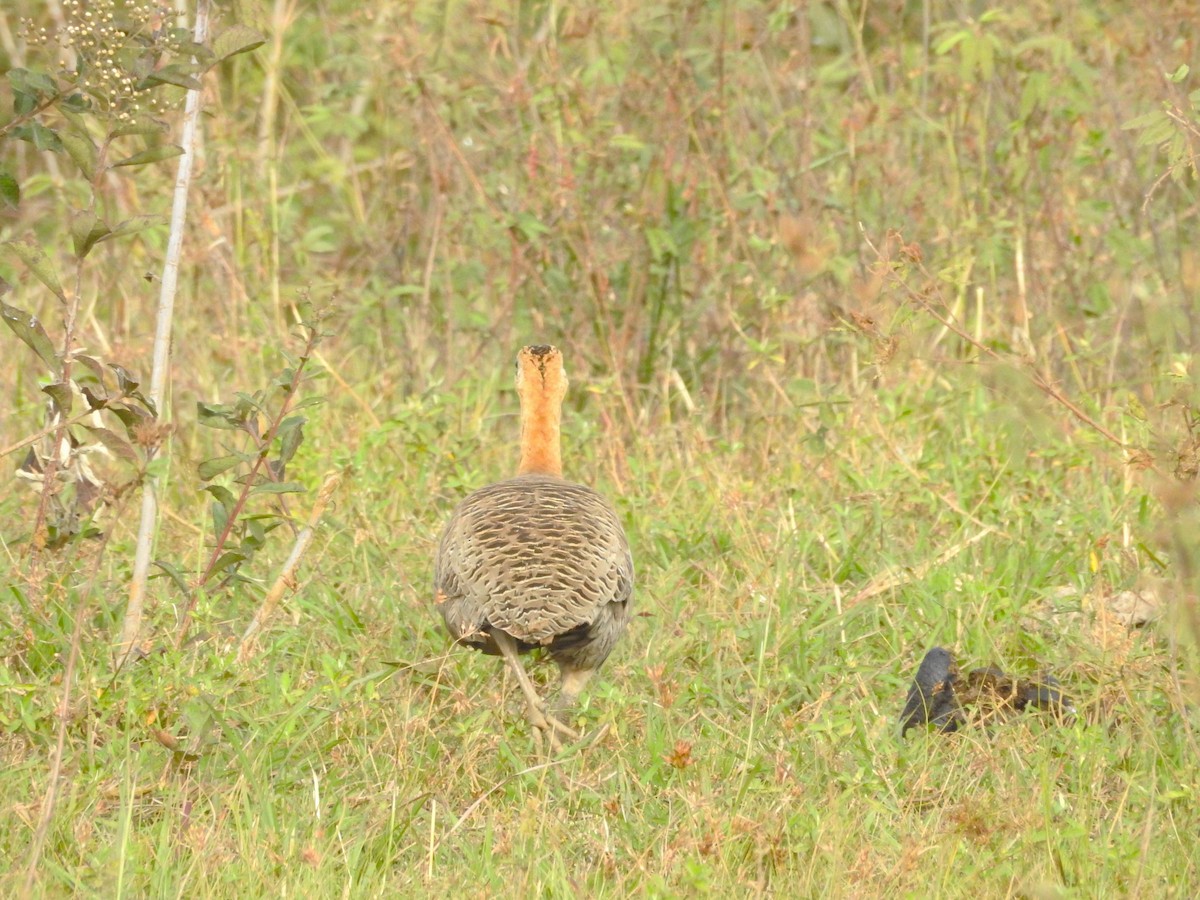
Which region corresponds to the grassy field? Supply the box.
[2,0,1199,895]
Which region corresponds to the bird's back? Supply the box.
[434,473,633,648]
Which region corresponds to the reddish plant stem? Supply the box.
[173,341,315,647]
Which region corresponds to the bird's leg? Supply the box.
[492,631,579,748]
[552,664,595,718]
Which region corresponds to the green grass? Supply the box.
[3,0,1200,896]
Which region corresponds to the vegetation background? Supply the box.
[2,0,1199,895]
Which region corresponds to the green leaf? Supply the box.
[1134,117,1175,148]
[152,559,192,596]
[251,481,306,495]
[645,226,678,262]
[1168,133,1188,179]
[511,212,549,241]
[242,516,267,550]
[7,67,57,97]
[42,381,73,415]
[59,109,88,135]
[211,24,267,62]
[211,549,248,572]
[60,131,99,180]
[1,299,60,367]
[202,484,236,507]
[197,455,242,481]
[1018,71,1048,121]
[12,122,65,153]
[272,367,296,390]
[61,92,91,113]
[1120,109,1167,131]
[81,425,139,461]
[197,401,242,430]
[610,133,646,151]
[179,41,216,67]
[5,239,66,302]
[7,68,56,115]
[109,119,170,138]
[276,415,306,467]
[111,144,185,168]
[978,34,996,82]
[0,170,18,210]
[211,498,230,539]
[934,30,970,55]
[71,212,111,259]
[13,89,37,116]
[137,64,203,91]
[234,391,268,415]
[101,214,166,243]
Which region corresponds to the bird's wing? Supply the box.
[434,475,633,644]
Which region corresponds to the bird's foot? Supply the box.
[527,704,579,752]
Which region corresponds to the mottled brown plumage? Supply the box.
[433,345,634,747]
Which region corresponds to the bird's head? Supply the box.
[516,344,568,408]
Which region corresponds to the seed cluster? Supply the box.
[21,0,187,125]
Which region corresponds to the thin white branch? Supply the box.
[117,0,211,665]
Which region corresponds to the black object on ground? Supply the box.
[900,646,1075,736]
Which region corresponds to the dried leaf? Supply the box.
[74,354,107,385]
[81,385,109,409]
[81,425,139,461]
[110,364,141,395]
[109,403,151,430]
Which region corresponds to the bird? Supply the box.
[899,647,962,736]
[900,646,1075,736]
[433,344,634,749]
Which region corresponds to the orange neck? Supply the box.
[518,398,563,476]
